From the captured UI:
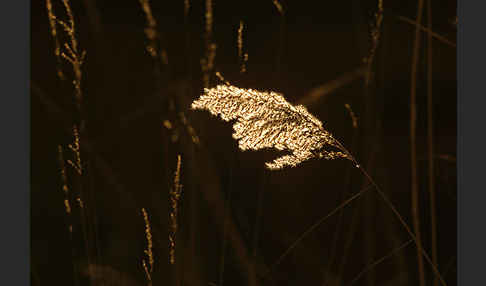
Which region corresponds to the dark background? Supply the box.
[31,0,457,285]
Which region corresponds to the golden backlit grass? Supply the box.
[191,85,352,169]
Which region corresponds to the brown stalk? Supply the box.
[202,0,216,88]
[348,239,414,286]
[410,0,426,286]
[361,2,383,283]
[396,15,456,48]
[427,1,439,286]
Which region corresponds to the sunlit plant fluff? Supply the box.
[191,85,353,170]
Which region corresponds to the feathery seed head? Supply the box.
[191,85,351,169]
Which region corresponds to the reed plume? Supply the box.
[47,0,86,176]
[67,124,82,175]
[365,0,384,70]
[141,208,154,285]
[237,21,248,73]
[191,85,353,170]
[169,155,183,264]
[139,0,168,65]
[58,145,72,219]
[46,0,65,80]
[55,0,86,111]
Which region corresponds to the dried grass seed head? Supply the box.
[191,85,351,170]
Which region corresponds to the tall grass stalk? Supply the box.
[361,2,384,283]
[396,15,456,48]
[347,239,414,286]
[335,190,362,284]
[202,0,216,88]
[410,0,426,285]
[427,1,439,286]
[57,145,80,286]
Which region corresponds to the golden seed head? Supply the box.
[191,85,351,170]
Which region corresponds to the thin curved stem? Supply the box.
[263,184,373,281]
[262,137,448,285]
[347,239,413,286]
[396,15,456,48]
[357,165,447,286]
[322,128,359,286]
[335,140,447,286]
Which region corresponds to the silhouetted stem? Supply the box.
[427,1,439,286]
[348,239,413,286]
[264,184,373,281]
[335,139,446,286]
[410,0,426,285]
[357,165,447,286]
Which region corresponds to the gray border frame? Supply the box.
[0,0,29,284]
[458,0,486,285]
